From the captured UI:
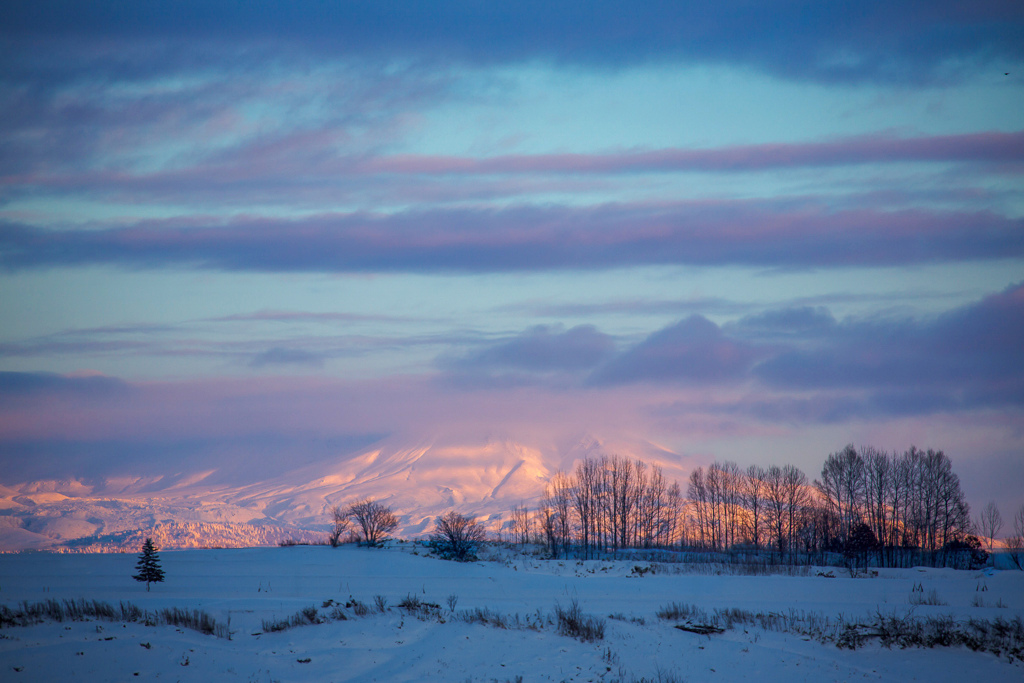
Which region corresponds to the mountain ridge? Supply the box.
[0,432,690,552]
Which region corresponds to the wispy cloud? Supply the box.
[359,131,1024,175]
[0,370,130,399]
[5,131,1019,209]
[3,202,1019,273]
[249,347,325,369]
[205,310,420,325]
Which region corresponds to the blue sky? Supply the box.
[1,1,1022,513]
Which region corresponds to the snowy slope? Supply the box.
[0,545,1021,682]
[0,433,690,551]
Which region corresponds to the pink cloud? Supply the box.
[3,200,1020,272]
[360,131,1024,176]
[4,131,1019,211]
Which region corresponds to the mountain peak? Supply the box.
[0,431,689,551]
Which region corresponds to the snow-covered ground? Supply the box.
[1,545,1022,681]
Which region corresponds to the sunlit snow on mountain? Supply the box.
[0,433,689,552]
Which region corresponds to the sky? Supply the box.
[1,2,1022,516]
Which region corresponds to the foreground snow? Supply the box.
[1,545,1021,681]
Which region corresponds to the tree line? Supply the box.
[323,444,1020,571]
[683,445,980,567]
[535,454,684,559]
[518,445,996,569]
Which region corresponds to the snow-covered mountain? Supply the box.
[0,433,690,552]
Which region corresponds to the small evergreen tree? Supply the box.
[133,538,165,591]
[845,522,879,574]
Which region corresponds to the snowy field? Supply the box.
[1,545,1022,682]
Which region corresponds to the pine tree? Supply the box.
[133,538,165,591]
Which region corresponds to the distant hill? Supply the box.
[0,432,690,552]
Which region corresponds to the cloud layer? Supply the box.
[437,283,1024,418]
[1,1,1021,520]
[3,203,1020,273]
[5,1,1022,83]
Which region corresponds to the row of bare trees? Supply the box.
[513,445,989,568]
[815,445,973,565]
[686,462,810,556]
[535,454,684,558]
[329,446,1011,570]
[682,445,979,566]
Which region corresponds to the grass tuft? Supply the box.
[554,599,605,642]
[0,599,229,639]
[909,588,948,606]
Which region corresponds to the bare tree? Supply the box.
[705,463,727,550]
[511,502,531,546]
[931,450,971,559]
[547,471,573,558]
[764,465,787,556]
[573,458,600,558]
[816,445,864,548]
[978,501,1003,551]
[666,481,685,547]
[328,505,351,547]
[1006,505,1024,570]
[538,500,558,557]
[607,454,637,550]
[687,466,710,549]
[431,510,487,561]
[346,498,399,546]
[741,465,766,549]
[684,461,741,551]
[781,464,809,561]
[862,447,892,561]
[886,451,910,566]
